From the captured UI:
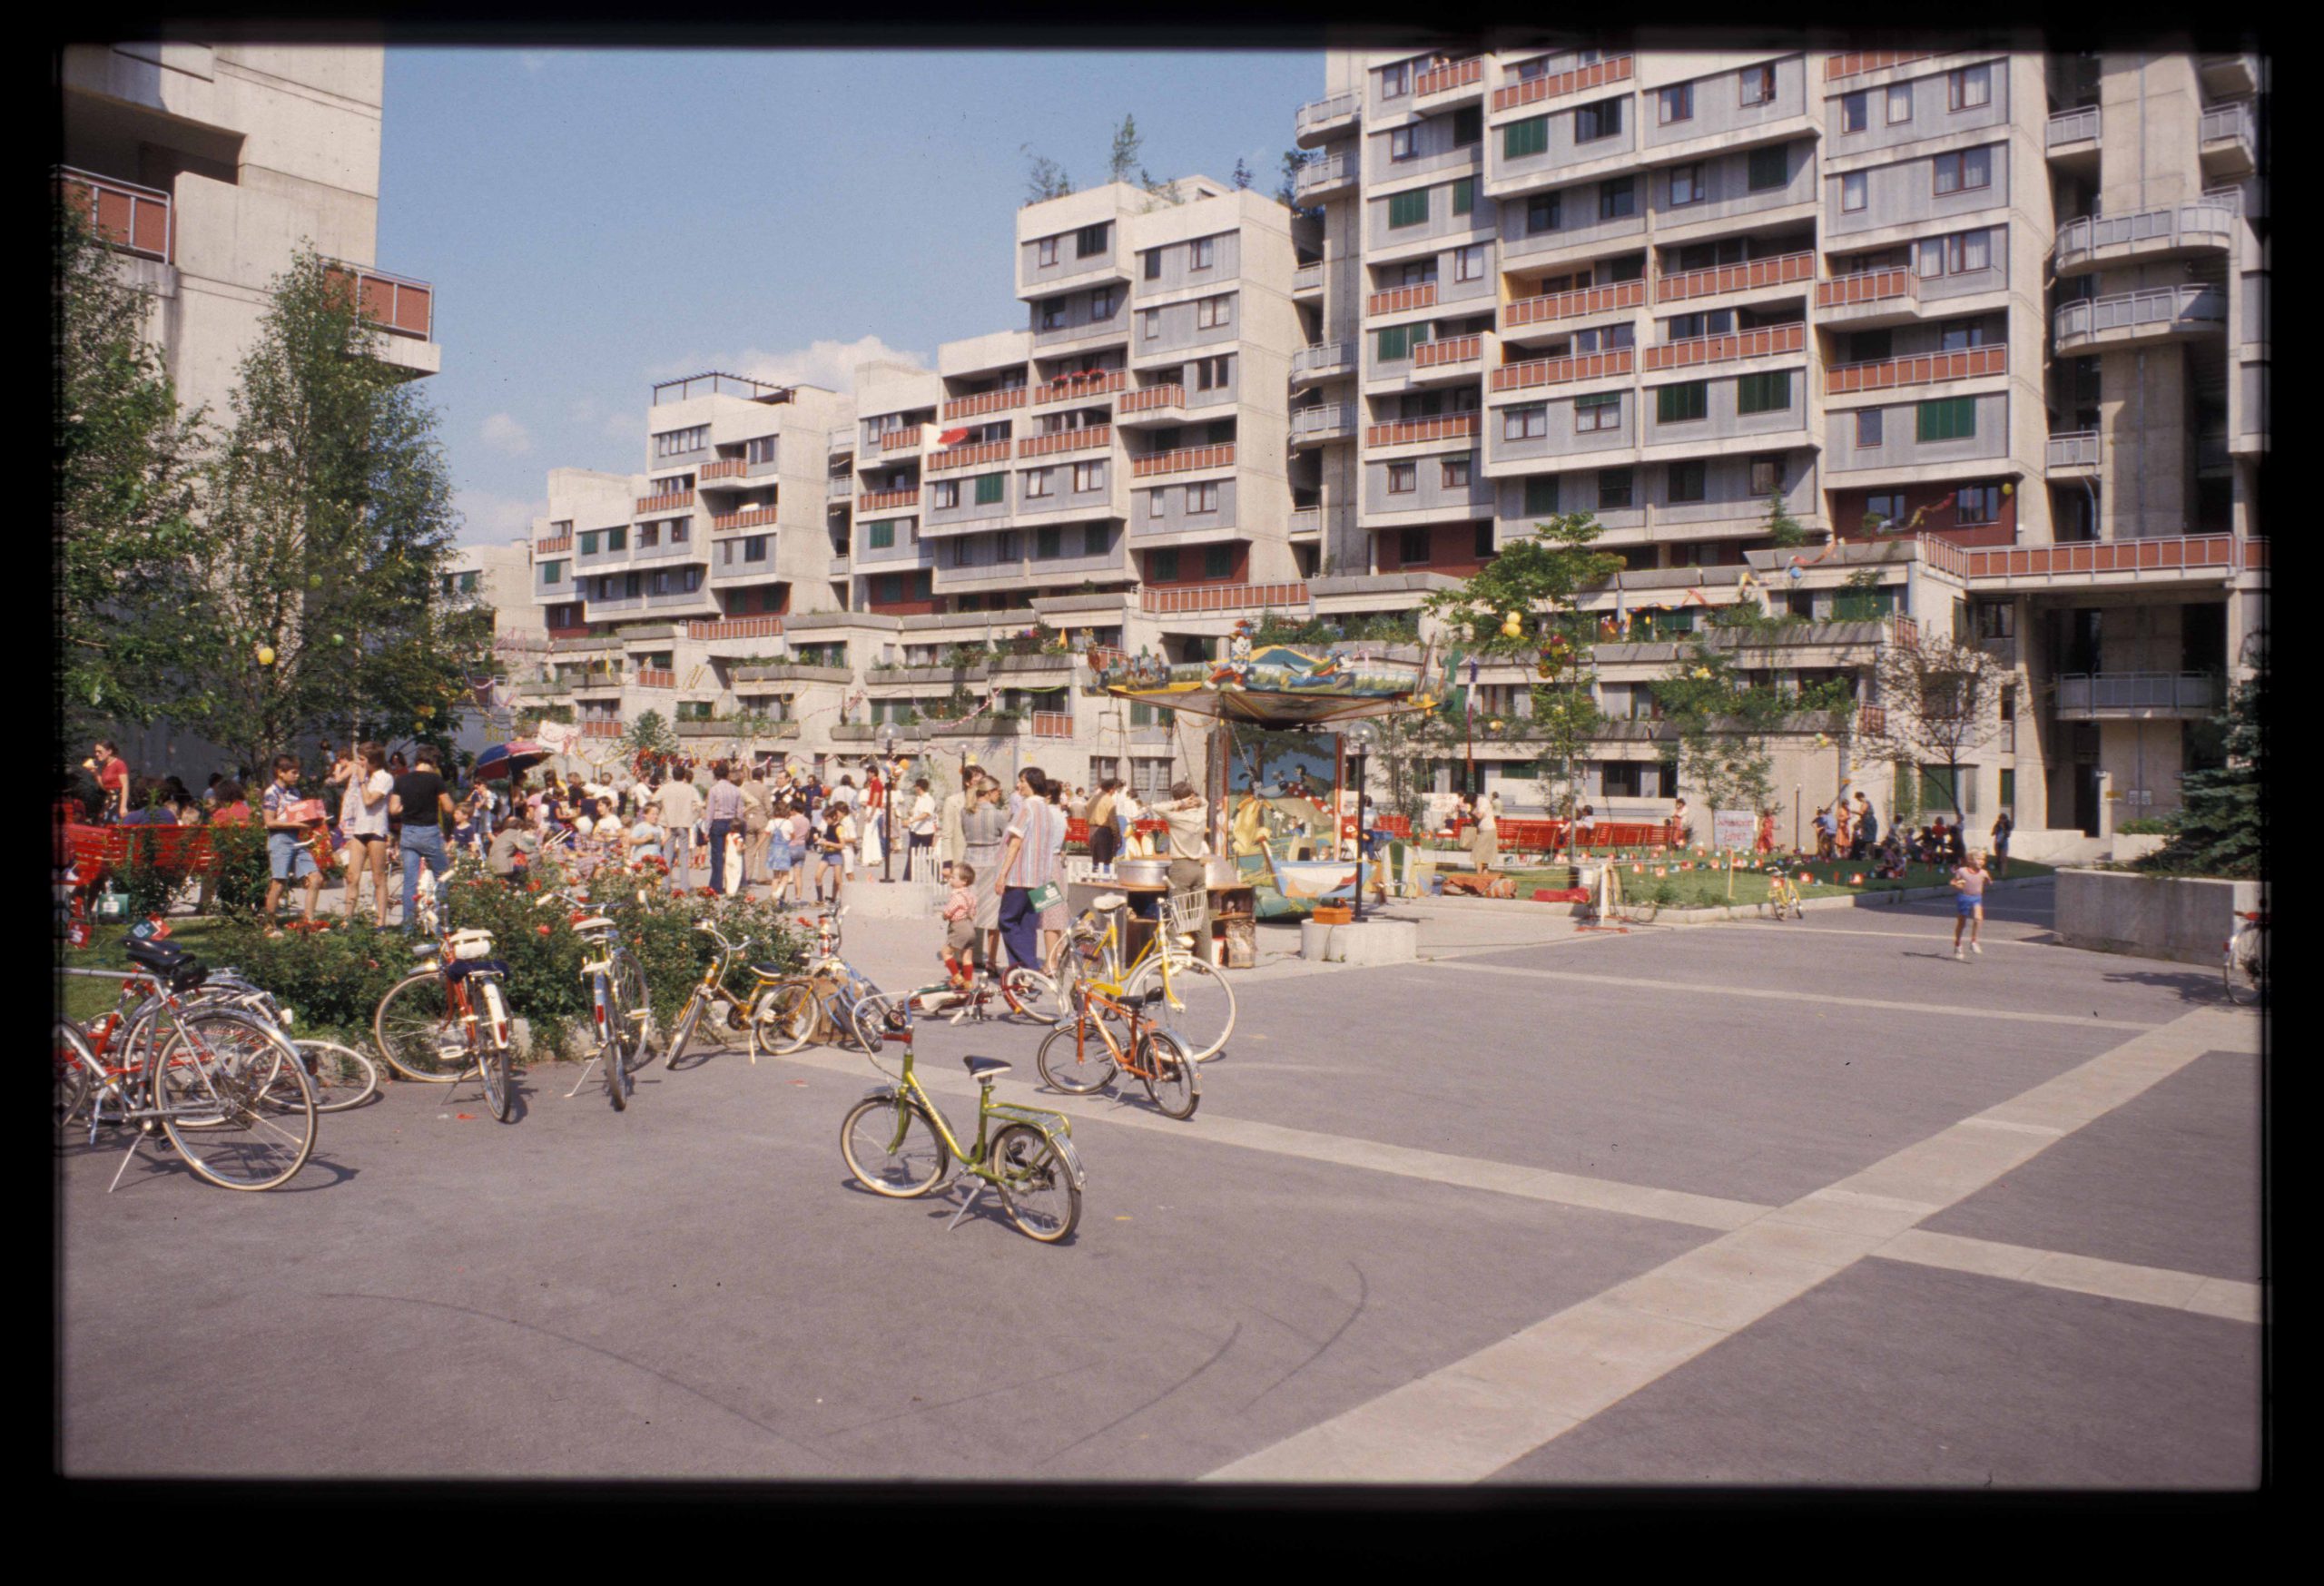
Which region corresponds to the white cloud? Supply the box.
[647,336,929,399]
[479,411,532,456]
[455,489,546,546]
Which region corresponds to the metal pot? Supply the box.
[1113,858,1171,888]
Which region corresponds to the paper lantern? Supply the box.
[1849,872,1865,885]
[1631,863,1643,874]
[1653,866,1667,877]
[1502,609,1525,640]
[255,644,276,665]
[1797,871,1811,883]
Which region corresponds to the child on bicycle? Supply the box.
[940,862,979,993]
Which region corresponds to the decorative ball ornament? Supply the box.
[1501,610,1525,641]
[2001,481,2014,497]
[255,645,276,665]
[331,633,345,646]
[309,573,324,589]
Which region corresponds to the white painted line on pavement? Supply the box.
[1871,1230,2263,1322]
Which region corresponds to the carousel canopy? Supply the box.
[1095,643,1437,728]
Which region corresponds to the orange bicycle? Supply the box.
[1035,981,1198,1119]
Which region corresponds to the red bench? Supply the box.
[63,821,223,879]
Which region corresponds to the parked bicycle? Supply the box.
[2222,909,2267,1006]
[1045,889,1236,1062]
[565,902,655,1110]
[748,905,892,1059]
[1037,977,1199,1119]
[1760,872,1804,921]
[664,919,793,1069]
[838,1005,1085,1243]
[371,920,518,1122]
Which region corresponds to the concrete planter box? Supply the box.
[871,665,989,685]
[2055,869,2263,966]
[990,653,1076,674]
[732,664,852,685]
[616,624,678,643]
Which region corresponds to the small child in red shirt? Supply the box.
[940,862,979,992]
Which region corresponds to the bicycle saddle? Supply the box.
[1090,892,1127,912]
[571,915,615,932]
[963,1055,1010,1082]
[123,935,185,970]
[442,958,508,981]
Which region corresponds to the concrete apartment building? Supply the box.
[513,45,2264,846]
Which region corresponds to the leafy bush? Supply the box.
[118,827,196,919]
[199,915,411,1048]
[203,822,274,915]
[2117,815,2176,835]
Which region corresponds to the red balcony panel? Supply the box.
[1017,426,1112,458]
[537,535,573,555]
[1119,385,1187,414]
[859,488,920,511]
[1824,343,2006,396]
[686,615,787,640]
[879,426,924,452]
[1489,54,1632,113]
[1817,268,1917,310]
[1035,370,1126,404]
[940,389,1028,421]
[1826,50,1929,80]
[1640,321,1804,371]
[636,490,696,513]
[1505,280,1644,328]
[1415,56,1484,97]
[1654,251,1814,305]
[710,507,780,532]
[1139,581,1308,616]
[1488,349,1633,392]
[700,458,748,480]
[1131,443,1237,478]
[1366,282,1439,318]
[1413,334,1482,369]
[927,439,1014,472]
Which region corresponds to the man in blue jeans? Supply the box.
[992,766,1063,972]
[390,748,458,931]
[705,760,744,894]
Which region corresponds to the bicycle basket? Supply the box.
[1164,889,1207,940]
[448,929,496,960]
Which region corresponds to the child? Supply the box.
[261,754,326,928]
[940,862,979,992]
[1949,848,1990,960]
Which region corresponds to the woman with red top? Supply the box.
[82,740,130,823]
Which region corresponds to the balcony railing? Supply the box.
[1293,340,1358,379]
[1490,54,1632,113]
[1825,50,1926,80]
[827,475,852,499]
[860,488,920,511]
[581,720,626,740]
[941,389,1027,421]
[1140,581,1309,616]
[1640,320,1803,372]
[1489,349,1633,392]
[926,439,1014,472]
[1295,91,1361,135]
[2045,431,2102,471]
[1018,426,1111,458]
[322,261,435,340]
[1290,404,1355,441]
[2053,285,2226,348]
[686,616,786,640]
[1030,711,1075,739]
[537,534,573,555]
[1958,534,2243,580]
[55,166,172,261]
[1367,282,1438,318]
[1294,261,1324,295]
[1505,279,1645,329]
[699,458,749,481]
[1131,443,1236,478]
[635,668,677,689]
[1413,334,1484,370]
[636,489,695,513]
[879,426,924,452]
[2055,202,2238,270]
[1364,413,1479,447]
[711,507,780,532]
[1415,56,1485,97]
[1034,370,1125,405]
[1825,343,2006,396]
[1654,251,1814,305]
[2046,105,2102,148]
[2054,672,2224,714]
[2200,101,2255,150]
[1856,705,1886,738]
[1816,267,1917,312]
[1288,507,1322,537]
[1294,153,1352,199]
[1119,385,1186,415]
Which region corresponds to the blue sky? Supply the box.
[376,48,1324,547]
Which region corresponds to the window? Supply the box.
[1451,177,1474,216]
[1599,177,1636,219]
[1390,126,1417,161]
[1886,83,1912,123]
[1377,323,1428,361]
[743,536,767,563]
[636,522,659,548]
[624,573,642,598]
[1038,237,1059,267]
[1738,64,1776,106]
[578,530,600,556]
[1737,370,1792,414]
[1598,467,1634,508]
[1840,91,1869,133]
[647,569,670,596]
[866,519,895,549]
[1024,468,1054,500]
[1668,310,1732,341]
[1039,298,1065,330]
[1575,391,1621,432]
[1917,393,1978,442]
[1856,409,1885,448]
[1196,295,1232,330]
[874,574,900,604]
[1748,144,1787,192]
[1865,491,1906,529]
[1955,484,2001,524]
[1380,61,1410,98]
[1143,250,1161,281]
[974,474,1005,506]
[1090,286,1118,320]
[653,424,708,458]
[1933,147,1992,195]
[539,559,566,585]
[1399,527,1430,566]
[1659,84,1693,123]
[1202,544,1235,578]
[1195,355,1232,390]
[1189,482,1218,514]
[1147,490,1165,519]
[739,435,777,468]
[1073,460,1106,491]
[1575,97,1623,142]
[1749,454,1783,496]
[1526,192,1561,233]
[1398,258,1437,287]
[1388,189,1430,228]
[1524,475,1558,515]
[1657,381,1709,423]
[1076,222,1109,258]
[1082,524,1108,557]
[1453,243,1486,281]
[1149,547,1180,581]
[1387,462,1416,494]
[1142,309,1160,341]
[932,480,960,509]
[1036,526,1060,558]
[1948,64,1992,111]
[1505,113,1551,159]
[1504,404,1548,441]
[996,529,1019,560]
[1668,460,1707,503]
[606,526,627,552]
[1189,236,1214,271]
[1669,163,1704,206]
[1572,323,1635,353]
[1443,456,1473,488]
[1841,171,1867,212]
[1921,228,1994,276]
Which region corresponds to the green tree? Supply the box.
[179,249,486,771]
[1761,489,1809,548]
[54,202,209,741]
[1021,145,1073,203]
[1231,155,1254,190]
[1277,149,1320,222]
[1656,639,1788,818]
[2142,669,2264,878]
[1108,114,1144,183]
[1856,633,2004,824]
[625,708,680,761]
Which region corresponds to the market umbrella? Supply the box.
[472,740,551,782]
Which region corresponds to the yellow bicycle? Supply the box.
[1761,871,1805,921]
[1046,890,1236,1062]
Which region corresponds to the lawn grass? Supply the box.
[1498,858,2053,909]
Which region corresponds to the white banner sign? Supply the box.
[1713,809,1756,853]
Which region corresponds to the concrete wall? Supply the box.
[2055,868,2262,966]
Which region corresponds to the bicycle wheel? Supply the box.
[596,976,628,1112]
[614,951,657,1070]
[1124,952,1237,1063]
[1137,1029,1199,1120]
[1627,900,1659,924]
[1001,966,1063,1026]
[840,1095,950,1197]
[373,970,465,1082]
[2222,933,2262,1006]
[851,991,908,1056]
[665,990,706,1069]
[55,1021,94,1129]
[153,1010,316,1190]
[750,980,819,1059]
[288,1039,379,1113]
[474,980,515,1122]
[1036,1014,1117,1095]
[990,1124,1080,1244]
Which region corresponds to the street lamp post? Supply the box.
[1345,719,1377,925]
[880,723,897,882]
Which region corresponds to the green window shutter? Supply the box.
[1451,177,1474,216]
[1150,548,1180,582]
[1738,371,1792,414]
[1657,382,1708,423]
[609,527,627,551]
[974,473,1005,505]
[867,520,895,549]
[1037,526,1060,557]
[916,571,932,600]
[1131,700,1153,726]
[1524,475,1558,516]
[1203,544,1235,578]
[1503,116,1549,159]
[1916,397,1975,442]
[1748,144,1788,192]
[1377,325,1412,361]
[1388,189,1429,229]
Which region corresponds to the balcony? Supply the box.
[635,668,676,689]
[1367,281,1438,319]
[2053,672,2224,719]
[1489,348,1633,394]
[699,458,749,483]
[2045,105,2102,159]
[2053,285,2225,352]
[1131,443,1236,478]
[1290,404,1356,446]
[941,389,1027,422]
[1030,711,1075,740]
[2045,431,2102,476]
[1955,533,2250,585]
[926,439,1014,473]
[1118,384,1187,420]
[1295,90,1361,146]
[537,532,573,555]
[1292,340,1358,383]
[320,261,440,378]
[1415,55,1485,102]
[1490,54,1631,113]
[2053,201,2238,274]
[581,720,626,740]
[1295,153,1355,202]
[1032,370,1124,407]
[55,166,171,261]
[1017,426,1112,458]
[1364,412,1479,448]
[710,507,780,533]
[1504,279,1645,333]
[827,430,855,456]
[1824,50,1926,80]
[686,615,786,641]
[860,488,920,512]
[878,426,924,454]
[1654,251,1813,306]
[636,488,694,514]
[827,474,853,501]
[2200,53,2260,99]
[1815,267,1919,326]
[1824,343,2006,398]
[1411,332,1494,382]
[1640,320,1803,373]
[1288,507,1322,537]
[1293,261,1324,298]
[2200,102,2256,177]
[1140,581,1310,616]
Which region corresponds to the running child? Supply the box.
[1950,848,1990,960]
[940,862,979,992]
